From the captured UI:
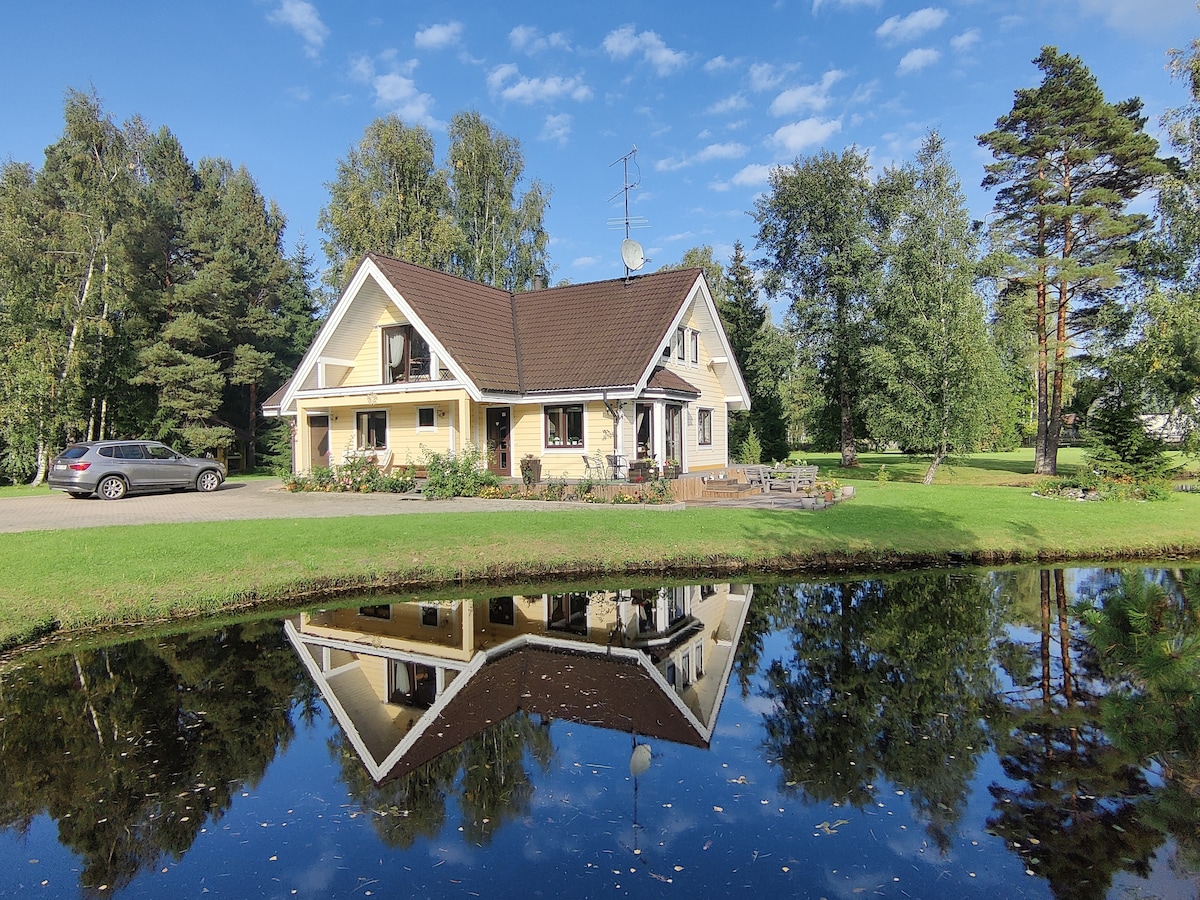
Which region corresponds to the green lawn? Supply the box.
[2,460,1199,653]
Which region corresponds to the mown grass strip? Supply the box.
[2,481,1199,652]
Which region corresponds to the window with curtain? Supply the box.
[698,408,713,446]
[383,324,431,383]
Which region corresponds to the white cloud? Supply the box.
[540,114,573,146]
[509,25,572,54]
[656,142,749,172]
[350,55,439,127]
[950,28,981,52]
[1078,0,1195,37]
[603,25,689,75]
[267,0,329,58]
[487,64,592,104]
[749,62,789,92]
[707,93,749,115]
[572,255,600,268]
[897,47,941,74]
[770,116,843,152]
[812,0,881,12]
[769,69,845,116]
[704,55,738,73]
[875,8,948,44]
[414,21,463,50]
[731,163,773,186]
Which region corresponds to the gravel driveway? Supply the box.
[0,480,692,534]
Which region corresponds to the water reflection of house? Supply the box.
[285,584,752,783]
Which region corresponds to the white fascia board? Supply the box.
[494,387,638,406]
[292,381,468,403]
[631,273,750,407]
[278,258,487,414]
[369,261,480,398]
[691,275,751,406]
[276,259,385,416]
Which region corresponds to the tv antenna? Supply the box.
[608,146,648,279]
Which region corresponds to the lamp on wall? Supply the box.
[437,408,447,418]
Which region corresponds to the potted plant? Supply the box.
[520,454,542,486]
[662,458,681,479]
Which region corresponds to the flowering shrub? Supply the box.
[420,445,501,499]
[281,455,417,494]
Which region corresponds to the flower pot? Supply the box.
[823,491,835,502]
[799,497,816,510]
[841,485,855,498]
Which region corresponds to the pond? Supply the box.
[1,566,1198,898]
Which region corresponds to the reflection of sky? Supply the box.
[5,572,1200,898]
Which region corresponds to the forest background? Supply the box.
[1,32,1199,487]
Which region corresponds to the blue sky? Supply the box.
[1,1,1195,291]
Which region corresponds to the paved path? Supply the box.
[0,480,700,533]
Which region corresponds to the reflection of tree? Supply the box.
[760,572,1000,850]
[0,622,310,894]
[1076,568,1200,881]
[733,582,783,697]
[988,568,1165,900]
[336,712,553,848]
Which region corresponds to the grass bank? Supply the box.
[2,467,1200,652]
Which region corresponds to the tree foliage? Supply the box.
[319,111,551,295]
[0,90,316,483]
[753,148,884,467]
[862,133,1006,483]
[978,47,1169,475]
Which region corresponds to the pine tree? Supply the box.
[978,47,1168,474]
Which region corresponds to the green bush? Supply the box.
[281,455,417,494]
[735,425,762,464]
[421,445,500,499]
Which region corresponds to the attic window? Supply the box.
[383,324,430,383]
[673,327,686,360]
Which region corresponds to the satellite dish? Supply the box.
[621,238,645,272]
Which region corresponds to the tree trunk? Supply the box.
[839,369,858,468]
[1032,269,1052,475]
[246,382,258,471]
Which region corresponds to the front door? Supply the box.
[486,407,510,475]
[309,416,330,469]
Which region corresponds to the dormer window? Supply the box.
[383,324,430,383]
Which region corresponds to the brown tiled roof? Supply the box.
[261,381,290,413]
[646,366,701,396]
[513,269,702,392]
[369,254,521,392]
[367,253,701,394]
[381,644,706,782]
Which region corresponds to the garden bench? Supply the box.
[742,465,771,493]
[768,465,819,493]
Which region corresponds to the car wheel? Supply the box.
[97,476,127,501]
[196,470,222,493]
[67,491,91,499]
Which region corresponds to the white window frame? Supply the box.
[416,406,437,431]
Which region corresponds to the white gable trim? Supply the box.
[633,273,751,407]
[275,258,483,415]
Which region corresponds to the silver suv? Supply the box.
[48,441,226,500]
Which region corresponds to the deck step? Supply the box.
[702,480,757,497]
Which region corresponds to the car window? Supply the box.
[98,446,117,458]
[145,445,177,460]
[60,446,89,459]
[117,445,146,459]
